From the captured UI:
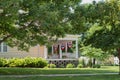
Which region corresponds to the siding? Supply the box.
[0,45,45,58]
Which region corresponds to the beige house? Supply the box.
[0,44,45,58]
[0,35,80,67]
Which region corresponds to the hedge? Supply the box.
[0,57,47,68]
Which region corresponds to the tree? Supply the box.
[81,45,107,66]
[0,0,81,50]
[80,0,120,74]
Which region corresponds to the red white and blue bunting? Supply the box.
[61,43,65,50]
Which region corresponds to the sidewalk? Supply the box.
[0,73,118,78]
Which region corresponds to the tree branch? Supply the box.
[0,34,12,44]
[0,21,34,44]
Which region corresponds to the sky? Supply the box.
[81,0,103,4]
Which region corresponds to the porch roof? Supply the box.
[58,34,80,41]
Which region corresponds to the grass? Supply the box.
[0,66,119,80]
[0,66,119,75]
[0,75,120,80]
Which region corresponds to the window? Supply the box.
[0,43,7,52]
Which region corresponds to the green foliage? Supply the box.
[84,26,120,51]
[47,63,56,68]
[81,0,120,51]
[66,63,75,68]
[23,57,34,67]
[93,64,101,68]
[80,45,107,61]
[23,57,47,68]
[87,58,93,68]
[67,41,76,53]
[0,57,47,68]
[34,58,48,68]
[0,0,120,53]
[79,58,86,67]
[77,1,120,65]
[77,64,83,68]
[0,0,82,50]
[7,58,18,67]
[0,58,7,67]
[13,59,24,67]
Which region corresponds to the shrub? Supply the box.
[8,58,18,67]
[1,57,47,68]
[23,57,47,68]
[66,63,75,68]
[23,57,34,67]
[93,64,101,68]
[34,58,47,68]
[79,58,86,67]
[7,58,24,67]
[77,64,83,68]
[13,59,24,67]
[47,63,56,68]
[87,58,93,68]
[0,58,7,67]
[81,59,86,67]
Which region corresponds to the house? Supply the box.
[0,34,80,67]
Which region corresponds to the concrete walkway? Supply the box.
[0,73,118,78]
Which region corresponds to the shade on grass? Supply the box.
[0,75,120,80]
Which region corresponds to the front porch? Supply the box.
[47,38,79,59]
[44,35,80,67]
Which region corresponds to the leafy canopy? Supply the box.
[80,45,107,60]
[0,0,82,50]
[81,0,120,51]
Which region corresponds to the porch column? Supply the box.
[59,44,62,59]
[76,39,79,58]
[44,46,48,59]
[65,42,68,54]
[52,45,54,55]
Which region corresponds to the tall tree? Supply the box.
[81,0,120,74]
[0,0,81,50]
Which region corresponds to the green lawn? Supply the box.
[0,66,119,80]
[0,75,120,80]
[0,66,119,75]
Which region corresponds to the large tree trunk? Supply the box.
[118,48,120,75]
